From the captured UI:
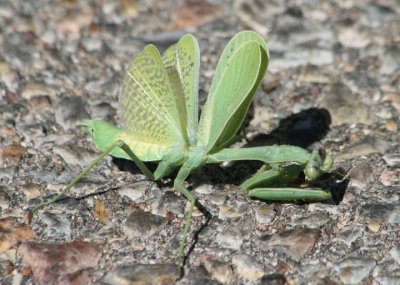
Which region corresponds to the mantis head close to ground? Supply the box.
[34,31,333,278]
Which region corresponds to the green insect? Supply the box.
[34,31,333,277]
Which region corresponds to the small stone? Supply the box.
[123,209,166,238]
[1,145,26,165]
[20,183,42,200]
[39,211,72,239]
[52,145,99,167]
[28,95,52,111]
[293,213,331,229]
[152,191,185,217]
[389,245,400,264]
[232,254,264,280]
[259,273,286,285]
[202,258,234,284]
[92,200,110,223]
[0,61,18,91]
[367,220,381,232]
[20,82,56,100]
[258,228,320,260]
[208,191,226,205]
[215,229,244,250]
[0,218,36,254]
[379,169,399,186]
[0,186,10,210]
[194,183,214,195]
[356,203,400,224]
[55,8,94,39]
[336,225,363,246]
[101,263,177,285]
[335,136,391,162]
[0,167,16,182]
[334,256,376,284]
[383,154,400,167]
[375,276,400,285]
[118,182,150,202]
[18,241,102,284]
[119,0,139,18]
[219,199,250,219]
[54,96,90,131]
[255,204,275,224]
[320,82,373,126]
[308,203,339,215]
[80,37,103,52]
[0,260,14,277]
[337,27,371,48]
[348,161,374,188]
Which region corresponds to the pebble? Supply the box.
[231,253,264,281]
[0,166,16,183]
[258,228,320,260]
[20,82,57,100]
[292,213,331,229]
[38,211,72,239]
[255,204,276,224]
[367,220,381,232]
[218,199,250,219]
[320,82,373,126]
[348,161,374,188]
[152,190,185,217]
[101,263,177,284]
[333,256,376,284]
[122,208,167,238]
[389,245,400,264]
[259,273,286,285]
[54,96,90,131]
[118,181,151,202]
[18,241,102,284]
[215,228,244,250]
[335,225,363,246]
[383,154,400,167]
[52,144,99,167]
[0,218,35,254]
[356,203,400,224]
[337,27,371,48]
[335,136,391,162]
[80,37,103,52]
[0,186,10,210]
[202,258,234,284]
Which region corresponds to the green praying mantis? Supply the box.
[34,31,333,277]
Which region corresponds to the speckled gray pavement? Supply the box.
[1,1,399,284]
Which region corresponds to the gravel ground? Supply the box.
[1,0,399,284]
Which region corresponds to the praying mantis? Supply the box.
[34,31,333,277]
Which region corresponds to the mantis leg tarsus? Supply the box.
[174,180,195,279]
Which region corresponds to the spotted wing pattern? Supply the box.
[119,45,186,154]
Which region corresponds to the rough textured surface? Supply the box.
[1,0,399,284]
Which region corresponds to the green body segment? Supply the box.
[208,145,310,164]
[247,187,332,200]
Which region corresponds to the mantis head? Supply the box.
[81,120,125,153]
[304,148,334,181]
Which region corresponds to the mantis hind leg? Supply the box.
[241,164,332,201]
[172,154,207,278]
[33,140,155,212]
